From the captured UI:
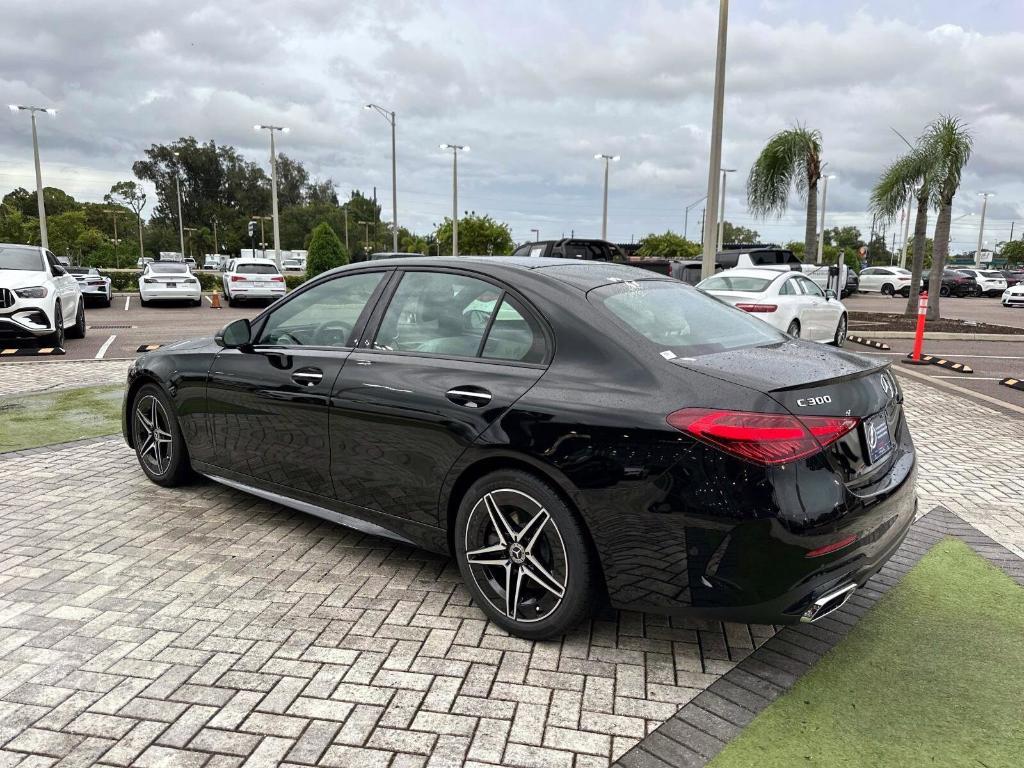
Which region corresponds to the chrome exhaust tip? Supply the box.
[801,583,856,623]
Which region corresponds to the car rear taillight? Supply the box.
[230,275,246,282]
[897,276,910,281]
[666,408,860,465]
[735,303,777,313]
[270,275,285,282]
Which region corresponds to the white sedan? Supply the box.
[221,259,287,306]
[697,268,848,345]
[138,261,202,306]
[857,266,914,296]
[957,268,1007,297]
[1002,284,1024,308]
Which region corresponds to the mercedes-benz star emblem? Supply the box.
[508,543,526,564]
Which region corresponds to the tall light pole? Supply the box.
[440,144,468,256]
[701,0,729,279]
[975,192,994,266]
[9,104,56,250]
[365,104,398,253]
[183,227,198,259]
[716,168,736,251]
[358,221,372,256]
[530,228,540,241]
[594,154,620,240]
[172,151,186,259]
[254,124,289,269]
[816,173,836,264]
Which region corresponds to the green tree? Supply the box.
[2,186,79,218]
[434,214,513,255]
[825,226,863,251]
[721,221,760,244]
[0,203,28,243]
[305,222,348,277]
[746,125,823,260]
[637,231,701,259]
[999,240,1024,266]
[104,181,148,260]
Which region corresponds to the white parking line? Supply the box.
[95,334,116,359]
[124,295,131,311]
[204,294,213,305]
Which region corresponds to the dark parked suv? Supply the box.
[921,270,977,297]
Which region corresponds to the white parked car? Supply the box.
[138,261,202,306]
[956,268,1007,297]
[0,243,86,347]
[221,258,287,306]
[281,257,305,272]
[67,267,112,307]
[857,266,914,296]
[1002,284,1024,308]
[698,268,848,345]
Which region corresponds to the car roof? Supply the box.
[706,267,790,280]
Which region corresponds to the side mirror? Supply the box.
[825,289,837,300]
[216,318,252,349]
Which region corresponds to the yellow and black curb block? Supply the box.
[847,335,891,350]
[136,344,164,353]
[0,346,66,357]
[1000,378,1024,392]
[905,353,974,374]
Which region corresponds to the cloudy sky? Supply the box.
[2,0,1022,250]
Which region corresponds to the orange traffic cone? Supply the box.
[210,290,222,309]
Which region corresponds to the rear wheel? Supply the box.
[131,383,193,486]
[832,314,848,347]
[787,319,801,338]
[973,286,983,297]
[454,470,594,639]
[881,283,894,296]
[45,301,65,348]
[66,298,86,339]
[939,285,950,297]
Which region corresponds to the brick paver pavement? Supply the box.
[0,362,1021,766]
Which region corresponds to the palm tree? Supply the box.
[747,125,823,259]
[869,149,933,315]
[921,116,973,321]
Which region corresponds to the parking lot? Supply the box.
[844,291,1024,329]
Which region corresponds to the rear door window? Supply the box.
[481,296,546,364]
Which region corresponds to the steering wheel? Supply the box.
[276,332,301,346]
[314,320,352,347]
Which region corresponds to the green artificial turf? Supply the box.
[709,537,1024,768]
[0,385,124,452]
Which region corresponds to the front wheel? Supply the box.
[131,384,194,486]
[832,314,848,347]
[786,319,801,338]
[45,301,65,348]
[454,470,594,639]
[66,298,87,339]
[939,286,950,297]
[881,283,894,296]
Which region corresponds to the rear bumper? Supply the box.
[140,287,202,301]
[228,286,286,298]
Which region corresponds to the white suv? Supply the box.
[0,243,86,348]
[221,258,287,306]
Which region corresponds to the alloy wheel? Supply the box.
[835,315,847,346]
[134,394,173,475]
[787,320,800,338]
[463,489,568,623]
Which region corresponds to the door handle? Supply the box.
[292,368,324,387]
[446,387,493,408]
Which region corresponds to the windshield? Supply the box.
[238,263,280,274]
[698,275,773,293]
[0,245,44,271]
[591,280,783,357]
[150,262,189,274]
[67,267,92,275]
[982,271,1003,278]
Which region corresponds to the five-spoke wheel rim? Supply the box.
[134,395,173,475]
[464,489,568,624]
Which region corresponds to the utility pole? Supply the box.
[8,105,55,250]
[701,0,729,279]
[816,173,834,264]
[365,104,398,252]
[717,168,735,251]
[183,227,198,259]
[975,192,994,266]
[173,151,186,258]
[358,221,372,256]
[213,219,219,253]
[595,154,619,240]
[441,144,468,256]
[699,208,706,247]
[254,124,288,269]
[530,228,540,241]
[684,195,708,241]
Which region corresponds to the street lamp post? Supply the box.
[172,151,186,259]
[816,173,836,264]
[594,154,620,240]
[365,104,398,253]
[530,228,540,241]
[358,221,372,256]
[440,144,468,256]
[975,192,994,266]
[8,104,56,250]
[183,227,198,259]
[716,168,736,251]
[701,0,729,280]
[254,124,289,269]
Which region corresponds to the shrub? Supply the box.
[306,222,348,278]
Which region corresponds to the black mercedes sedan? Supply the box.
[123,257,916,639]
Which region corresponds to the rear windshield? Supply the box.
[150,262,189,274]
[0,245,44,271]
[698,275,773,293]
[67,267,91,275]
[982,271,1003,278]
[238,263,280,274]
[591,280,783,357]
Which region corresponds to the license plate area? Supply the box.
[166,282,177,288]
[864,411,893,464]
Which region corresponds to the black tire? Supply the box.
[454,470,594,640]
[973,286,983,297]
[832,314,847,347]
[140,297,149,307]
[45,301,65,348]
[66,298,87,339]
[899,287,911,298]
[130,383,194,486]
[192,299,202,307]
[881,283,894,296]
[939,285,950,297]
[101,294,111,308]
[786,319,800,338]
[228,296,239,307]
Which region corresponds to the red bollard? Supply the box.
[902,291,930,366]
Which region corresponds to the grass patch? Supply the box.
[0,385,124,452]
[709,537,1024,768]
